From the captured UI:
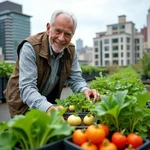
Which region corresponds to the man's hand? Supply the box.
[83,89,100,102]
[46,105,64,114]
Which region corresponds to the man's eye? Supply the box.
[55,29,61,33]
[65,33,72,38]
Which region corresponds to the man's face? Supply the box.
[47,14,74,53]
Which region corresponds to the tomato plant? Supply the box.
[85,124,105,144]
[67,114,82,126]
[81,141,98,150]
[127,133,143,148]
[83,114,94,125]
[111,131,127,149]
[98,124,110,137]
[72,129,87,146]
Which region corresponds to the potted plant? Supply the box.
[0,108,75,150]
[0,61,14,102]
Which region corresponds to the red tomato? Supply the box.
[127,133,143,148]
[111,132,127,149]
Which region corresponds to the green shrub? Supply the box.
[0,61,15,77]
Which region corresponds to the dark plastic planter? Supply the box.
[14,139,64,150]
[64,136,150,150]
[0,76,8,102]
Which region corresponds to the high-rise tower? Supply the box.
[0,1,31,61]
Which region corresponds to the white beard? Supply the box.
[51,44,64,53]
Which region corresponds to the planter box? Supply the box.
[15,139,64,150]
[63,112,94,129]
[64,136,150,150]
[142,80,150,92]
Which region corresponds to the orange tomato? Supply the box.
[97,138,110,149]
[98,124,110,137]
[100,141,117,150]
[86,124,105,144]
[81,142,98,150]
[72,129,88,146]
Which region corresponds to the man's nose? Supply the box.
[58,33,65,41]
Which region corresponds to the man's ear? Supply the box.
[46,23,50,34]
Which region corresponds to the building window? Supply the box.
[127,52,130,57]
[112,53,118,58]
[121,52,123,57]
[127,45,130,50]
[95,48,98,52]
[127,60,130,65]
[127,37,130,43]
[105,53,109,58]
[121,60,123,65]
[135,39,139,44]
[121,38,123,42]
[105,60,109,65]
[136,46,139,50]
[112,38,118,43]
[112,26,118,30]
[136,53,140,57]
[104,46,109,51]
[119,24,125,29]
[104,39,109,44]
[113,60,118,64]
[94,41,98,46]
[113,32,118,34]
[112,46,118,50]
[95,61,98,66]
[95,54,98,59]
[121,45,123,50]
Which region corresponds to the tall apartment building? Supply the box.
[76,38,83,51]
[93,15,144,67]
[147,8,150,51]
[0,1,31,61]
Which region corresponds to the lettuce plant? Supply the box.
[0,109,75,150]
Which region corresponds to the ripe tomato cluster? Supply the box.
[72,124,143,150]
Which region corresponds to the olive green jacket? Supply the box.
[5,32,75,116]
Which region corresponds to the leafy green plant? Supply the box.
[140,51,150,78]
[80,65,107,74]
[0,109,75,150]
[89,90,150,138]
[56,92,95,113]
[90,67,145,95]
[0,61,14,77]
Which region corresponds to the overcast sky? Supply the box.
[0,0,150,47]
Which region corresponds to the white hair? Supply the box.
[50,10,77,34]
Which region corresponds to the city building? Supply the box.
[78,46,93,65]
[0,1,31,61]
[93,15,144,67]
[76,38,83,51]
[0,46,4,60]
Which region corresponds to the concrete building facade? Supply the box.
[93,15,144,67]
[0,1,31,61]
